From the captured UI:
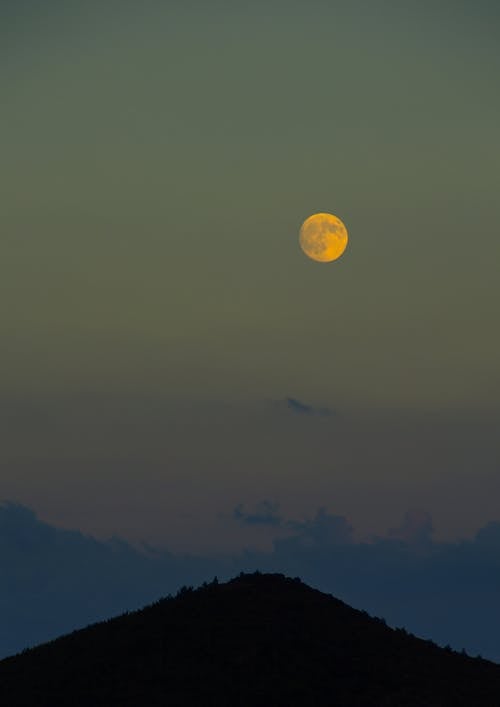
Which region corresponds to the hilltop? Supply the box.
[1,572,500,706]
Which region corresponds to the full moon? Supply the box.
[299,212,348,263]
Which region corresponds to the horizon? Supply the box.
[2,499,500,663]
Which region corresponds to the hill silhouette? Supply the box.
[1,572,500,706]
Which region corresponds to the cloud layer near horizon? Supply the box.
[2,395,500,553]
[2,501,500,663]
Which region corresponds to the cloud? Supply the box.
[474,521,500,549]
[285,397,334,417]
[285,507,353,547]
[0,501,215,659]
[233,501,282,527]
[286,397,312,414]
[388,509,434,545]
[232,503,352,544]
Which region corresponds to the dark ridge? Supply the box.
[1,572,500,706]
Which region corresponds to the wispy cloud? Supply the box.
[285,397,334,417]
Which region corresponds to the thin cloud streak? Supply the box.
[285,397,334,417]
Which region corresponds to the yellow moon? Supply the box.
[299,212,348,262]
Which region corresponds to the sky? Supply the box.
[1,0,500,651]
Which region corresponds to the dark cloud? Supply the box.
[0,501,216,659]
[233,501,281,527]
[474,521,500,549]
[232,504,352,543]
[2,501,500,664]
[285,397,334,417]
[388,509,434,546]
[285,508,353,547]
[286,397,312,414]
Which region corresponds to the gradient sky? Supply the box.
[2,1,499,551]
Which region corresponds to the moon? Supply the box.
[299,212,348,263]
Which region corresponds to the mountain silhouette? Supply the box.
[1,572,500,706]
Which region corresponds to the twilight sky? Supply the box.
[1,1,500,552]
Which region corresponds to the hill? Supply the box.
[1,572,500,706]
